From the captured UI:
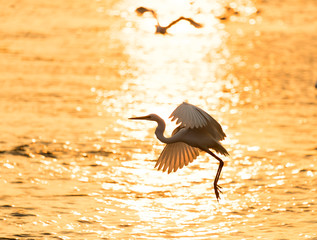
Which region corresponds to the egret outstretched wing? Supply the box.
[155,142,200,174]
[165,17,203,30]
[170,102,226,140]
[135,7,159,24]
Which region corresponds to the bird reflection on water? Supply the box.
[135,7,203,34]
[130,102,229,201]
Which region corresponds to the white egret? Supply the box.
[135,7,203,35]
[129,102,229,201]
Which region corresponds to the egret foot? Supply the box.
[214,184,222,201]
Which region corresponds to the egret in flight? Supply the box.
[135,7,203,35]
[129,102,229,201]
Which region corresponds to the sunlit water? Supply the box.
[0,0,317,239]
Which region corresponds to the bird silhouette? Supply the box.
[135,7,203,34]
[217,6,240,21]
[129,102,229,201]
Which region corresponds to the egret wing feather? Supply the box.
[168,144,176,173]
[196,110,206,128]
[179,150,185,169]
[162,145,172,172]
[173,146,181,172]
[170,102,208,128]
[155,145,168,170]
[156,142,200,173]
[191,147,200,162]
[182,145,188,167]
[196,107,226,140]
[170,102,226,141]
[184,146,189,166]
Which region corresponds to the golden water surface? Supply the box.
[0,0,316,239]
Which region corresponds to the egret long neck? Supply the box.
[154,117,181,144]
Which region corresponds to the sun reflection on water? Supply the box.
[88,0,316,239]
[89,1,261,237]
[2,0,317,238]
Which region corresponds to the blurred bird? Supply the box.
[135,7,203,34]
[216,6,261,21]
[216,6,240,21]
[129,102,229,201]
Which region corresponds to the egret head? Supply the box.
[129,114,160,122]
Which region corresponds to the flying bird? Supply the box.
[129,102,229,201]
[135,7,203,34]
[216,6,240,21]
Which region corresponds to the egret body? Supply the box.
[129,102,229,201]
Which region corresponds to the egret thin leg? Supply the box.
[206,150,224,201]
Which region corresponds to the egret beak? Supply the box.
[129,115,150,120]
